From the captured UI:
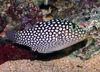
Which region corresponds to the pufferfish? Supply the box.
[6,19,87,53]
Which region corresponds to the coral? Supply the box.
[5,0,43,30]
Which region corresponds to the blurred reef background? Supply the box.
[0,0,100,72]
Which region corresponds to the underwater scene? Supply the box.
[0,0,100,72]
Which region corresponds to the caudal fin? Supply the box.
[6,30,17,42]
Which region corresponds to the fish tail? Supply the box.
[6,30,17,42]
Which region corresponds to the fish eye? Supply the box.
[70,22,77,30]
[72,23,76,29]
[92,25,97,30]
[67,21,76,28]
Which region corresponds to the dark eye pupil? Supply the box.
[93,26,97,30]
[85,17,90,21]
[72,23,76,29]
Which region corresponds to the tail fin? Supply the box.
[6,30,17,42]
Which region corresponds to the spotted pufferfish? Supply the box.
[6,19,88,53]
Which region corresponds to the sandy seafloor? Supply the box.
[0,53,100,72]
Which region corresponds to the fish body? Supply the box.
[6,19,87,53]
